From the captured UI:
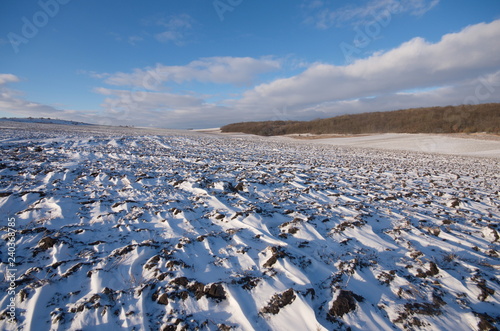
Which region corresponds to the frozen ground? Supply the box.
[0,121,499,330]
[282,133,500,159]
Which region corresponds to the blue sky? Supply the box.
[1,0,499,128]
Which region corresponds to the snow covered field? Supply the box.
[0,121,499,330]
[294,133,500,159]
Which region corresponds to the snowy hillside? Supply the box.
[0,123,499,330]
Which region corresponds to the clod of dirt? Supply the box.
[427,262,439,277]
[218,324,233,331]
[18,289,29,302]
[102,287,114,296]
[263,246,287,268]
[186,282,226,301]
[475,312,498,331]
[38,237,57,250]
[170,207,182,215]
[477,280,495,302]
[261,288,296,314]
[328,290,364,318]
[187,281,206,300]
[404,302,443,316]
[157,293,169,305]
[170,277,189,287]
[233,276,261,290]
[205,283,226,300]
[111,245,135,257]
[448,198,460,208]
[234,182,245,191]
[144,255,161,270]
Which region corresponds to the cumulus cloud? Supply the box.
[236,19,500,112]
[100,56,282,88]
[298,70,500,118]
[305,0,440,29]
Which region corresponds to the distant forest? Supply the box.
[221,103,500,136]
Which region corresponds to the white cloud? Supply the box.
[94,88,204,111]
[152,13,194,45]
[298,71,500,118]
[305,0,440,29]
[236,20,500,111]
[90,88,218,126]
[91,87,236,128]
[0,74,101,123]
[0,71,232,128]
[100,56,282,88]
[0,87,90,122]
[0,74,20,85]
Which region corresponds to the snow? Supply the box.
[283,133,500,158]
[0,121,498,330]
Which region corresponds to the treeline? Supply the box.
[221,103,500,136]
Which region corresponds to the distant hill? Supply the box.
[221,103,500,136]
[0,117,93,126]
